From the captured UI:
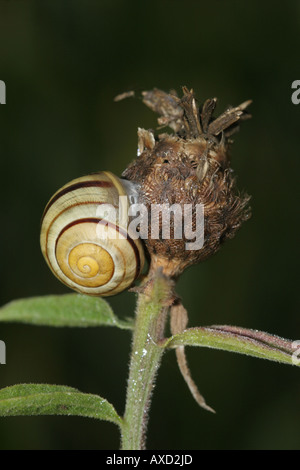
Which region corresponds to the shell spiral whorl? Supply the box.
[40,171,145,296]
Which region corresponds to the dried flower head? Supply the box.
[122,87,251,277]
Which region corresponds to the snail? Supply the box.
[40,171,145,296]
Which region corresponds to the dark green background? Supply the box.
[0,0,299,450]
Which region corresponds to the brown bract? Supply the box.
[122,87,251,278]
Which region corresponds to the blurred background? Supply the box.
[0,0,299,450]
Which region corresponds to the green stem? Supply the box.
[121,272,173,450]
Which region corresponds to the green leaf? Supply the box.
[163,325,300,367]
[0,294,133,329]
[0,384,122,426]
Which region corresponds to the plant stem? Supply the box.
[121,271,173,450]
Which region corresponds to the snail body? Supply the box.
[40,171,145,296]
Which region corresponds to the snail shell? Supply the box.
[40,171,145,296]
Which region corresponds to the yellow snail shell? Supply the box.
[40,171,145,296]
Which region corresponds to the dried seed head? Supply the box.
[122,87,251,277]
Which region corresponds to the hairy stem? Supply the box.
[121,271,173,450]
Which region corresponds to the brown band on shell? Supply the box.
[42,180,114,221]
